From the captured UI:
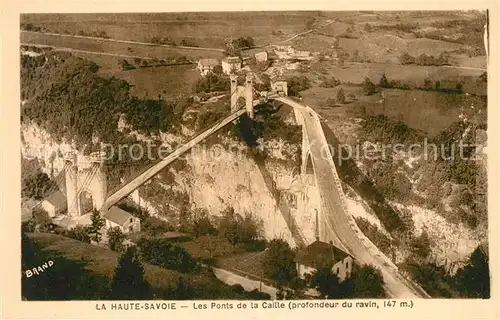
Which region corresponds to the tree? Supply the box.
[412,230,431,258]
[310,265,343,298]
[364,23,373,32]
[435,80,441,90]
[454,246,490,298]
[379,73,390,88]
[362,77,377,96]
[212,64,223,74]
[120,59,135,71]
[239,213,261,243]
[336,88,346,104]
[191,208,216,236]
[351,265,385,298]
[107,227,126,252]
[479,72,487,82]
[110,246,152,299]
[324,97,337,108]
[332,37,340,49]
[218,207,241,244]
[88,210,105,243]
[286,75,311,97]
[399,52,415,65]
[137,238,199,273]
[194,72,230,93]
[199,234,219,259]
[320,77,341,88]
[263,239,297,285]
[352,49,362,62]
[66,225,91,243]
[423,78,433,90]
[22,171,57,200]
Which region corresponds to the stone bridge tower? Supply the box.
[64,151,108,216]
[230,73,254,119]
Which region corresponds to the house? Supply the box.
[255,51,268,63]
[221,56,241,75]
[294,240,354,282]
[40,190,67,217]
[197,58,221,76]
[104,206,141,234]
[271,80,288,96]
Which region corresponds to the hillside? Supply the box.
[23,232,253,300]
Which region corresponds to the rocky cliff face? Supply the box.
[21,115,319,248]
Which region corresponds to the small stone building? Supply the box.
[104,206,141,234]
[255,51,268,63]
[40,190,67,217]
[197,58,221,76]
[221,56,242,75]
[295,240,354,282]
[271,80,288,96]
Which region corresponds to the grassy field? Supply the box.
[216,251,268,281]
[21,12,319,48]
[27,232,245,299]
[21,31,224,60]
[107,64,199,99]
[303,86,486,136]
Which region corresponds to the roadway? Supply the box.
[275,97,429,299]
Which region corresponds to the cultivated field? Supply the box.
[21,12,324,48]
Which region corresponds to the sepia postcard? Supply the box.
[1,1,499,319]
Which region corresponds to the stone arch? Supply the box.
[79,189,94,214]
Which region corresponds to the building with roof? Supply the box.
[271,80,288,96]
[40,190,67,217]
[221,56,242,75]
[255,51,268,63]
[294,239,354,281]
[197,58,221,76]
[104,206,140,234]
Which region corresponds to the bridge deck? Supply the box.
[275,97,428,299]
[104,109,246,209]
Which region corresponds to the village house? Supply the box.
[104,206,141,234]
[221,56,242,75]
[197,58,220,76]
[40,190,67,218]
[255,51,268,63]
[294,239,354,282]
[271,80,288,96]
